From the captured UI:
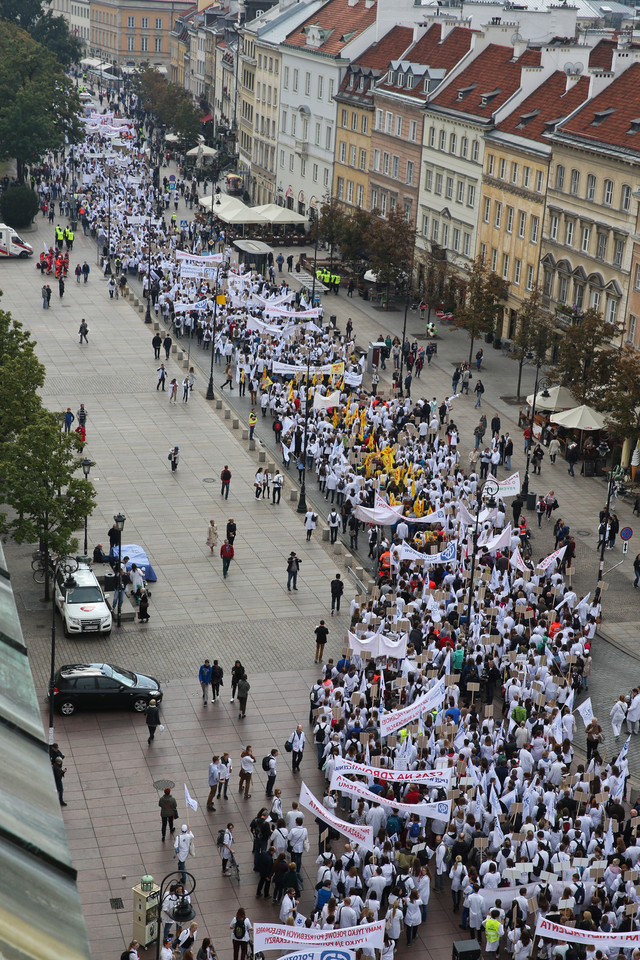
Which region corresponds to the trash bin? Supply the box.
[367,341,385,373]
[526,492,537,511]
[329,315,337,329]
[104,571,117,594]
[452,940,481,960]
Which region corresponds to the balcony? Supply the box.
[294,139,308,157]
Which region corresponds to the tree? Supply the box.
[368,208,416,294]
[511,287,555,398]
[0,0,81,66]
[0,411,96,600]
[549,308,621,405]
[317,196,347,270]
[0,302,45,454]
[604,346,640,446]
[0,183,40,227]
[454,256,509,365]
[0,22,82,181]
[134,66,202,146]
[338,207,374,279]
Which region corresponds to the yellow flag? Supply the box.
[287,380,294,401]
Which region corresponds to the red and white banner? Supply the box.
[329,772,452,822]
[263,306,321,319]
[535,917,640,947]
[509,546,530,572]
[537,545,567,571]
[298,782,373,850]
[498,473,520,497]
[254,920,385,953]
[379,677,446,737]
[176,250,223,263]
[334,756,453,787]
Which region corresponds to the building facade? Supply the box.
[90,0,194,70]
[45,0,91,47]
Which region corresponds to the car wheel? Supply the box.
[60,700,76,716]
[63,621,70,638]
[133,698,148,712]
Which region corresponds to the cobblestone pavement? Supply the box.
[2,172,640,958]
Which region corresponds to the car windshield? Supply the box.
[100,664,137,685]
[67,586,103,604]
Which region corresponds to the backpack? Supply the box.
[121,952,130,960]
[315,724,326,743]
[574,881,585,905]
[216,828,226,847]
[234,921,246,939]
[262,755,271,772]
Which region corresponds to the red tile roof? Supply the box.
[283,0,377,57]
[338,25,413,96]
[376,23,475,98]
[588,37,616,70]
[429,43,541,119]
[558,61,640,151]
[497,71,591,143]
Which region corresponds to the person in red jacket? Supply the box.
[220,539,234,578]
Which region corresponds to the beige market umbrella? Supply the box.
[526,384,575,413]
[550,404,606,431]
[252,203,307,225]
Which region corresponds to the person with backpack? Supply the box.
[314,714,329,767]
[218,822,234,873]
[120,941,139,960]
[229,908,252,960]
[264,748,278,797]
[250,809,272,868]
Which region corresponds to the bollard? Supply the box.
[289,490,297,502]
[242,429,249,439]
[249,439,256,450]
[258,451,266,463]
[232,419,239,429]
[216,400,223,409]
[322,529,330,542]
[224,408,231,420]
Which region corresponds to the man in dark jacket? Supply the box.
[230,660,244,702]
[53,757,67,805]
[256,845,276,897]
[159,787,178,840]
[330,573,344,615]
[146,698,160,743]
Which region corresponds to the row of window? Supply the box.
[370,189,412,220]
[427,128,480,163]
[424,169,476,207]
[371,149,414,185]
[548,214,625,266]
[125,16,163,29]
[257,54,278,74]
[279,151,331,186]
[336,179,365,207]
[339,142,368,173]
[71,4,89,18]
[421,216,472,258]
[282,67,334,102]
[483,198,539,244]
[486,154,545,193]
[126,35,161,53]
[553,166,632,211]
[281,113,333,151]
[341,110,369,136]
[253,141,276,174]
[480,245,536,291]
[544,270,619,323]
[373,110,419,142]
[255,82,277,108]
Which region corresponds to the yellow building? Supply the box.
[333,26,413,212]
[91,0,194,70]
[476,70,591,339]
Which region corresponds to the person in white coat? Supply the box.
[449,856,468,912]
[403,890,423,946]
[174,823,194,882]
[384,899,403,943]
[434,836,448,892]
[627,690,640,734]
[467,884,486,936]
[417,866,431,923]
[611,696,628,738]
[304,510,317,542]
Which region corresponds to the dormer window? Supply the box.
[456,83,476,101]
[627,117,640,134]
[516,109,539,128]
[406,74,414,89]
[591,107,615,125]
[396,72,404,87]
[480,88,500,107]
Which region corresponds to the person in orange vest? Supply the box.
[379,550,391,579]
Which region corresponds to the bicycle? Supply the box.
[218,844,241,884]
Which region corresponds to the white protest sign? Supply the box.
[298,782,373,850]
[253,921,385,953]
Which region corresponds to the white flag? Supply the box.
[493,814,505,847]
[184,783,198,812]
[576,697,594,727]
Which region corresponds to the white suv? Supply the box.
[55,561,112,637]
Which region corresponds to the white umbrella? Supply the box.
[186,144,217,157]
[550,404,606,431]
[198,194,244,213]
[526,384,575,413]
[252,203,307,225]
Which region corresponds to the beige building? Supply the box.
[90,0,194,70]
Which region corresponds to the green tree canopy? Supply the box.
[604,346,640,445]
[0,21,82,180]
[549,308,621,405]
[511,287,556,398]
[0,0,81,66]
[134,66,202,145]
[368,208,416,292]
[454,256,509,364]
[0,299,45,451]
[0,410,96,599]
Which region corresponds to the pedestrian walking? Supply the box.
[314,620,328,663]
[474,379,484,408]
[221,362,234,390]
[304,511,316,541]
[182,376,190,403]
[287,817,308,872]
[75,263,82,284]
[163,334,172,359]
[287,552,301,591]
[211,660,224,702]
[229,660,244,701]
[52,757,67,805]
[157,364,167,390]
[249,409,257,440]
[199,659,212,702]
[230,909,252,960]
[256,845,276,898]
[611,696,628,738]
[328,509,340,544]
[82,261,90,283]
[288,725,305,773]
[152,333,162,359]
[237,674,250,719]
[78,319,89,344]
[220,465,231,498]
[220,539,234,578]
[168,378,178,403]
[168,446,180,472]
[239,746,255,799]
[272,470,283,504]
[567,442,578,476]
[63,408,75,433]
[330,573,344,615]
[159,787,178,840]
[206,520,218,555]
[42,283,49,309]
[174,824,194,883]
[145,698,161,744]
[220,823,234,872]
[634,553,640,588]
[217,752,231,798]
[206,755,219,810]
[58,276,65,298]
[265,748,278,796]
[107,276,116,298]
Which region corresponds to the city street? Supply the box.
[3,183,640,958]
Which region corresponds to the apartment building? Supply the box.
[91,0,194,69]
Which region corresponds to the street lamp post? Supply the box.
[81,458,93,556]
[48,561,78,744]
[206,265,221,401]
[154,870,197,960]
[296,222,320,514]
[464,477,500,645]
[595,441,614,603]
[521,365,550,503]
[114,512,125,628]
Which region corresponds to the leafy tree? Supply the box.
[604,346,640,445]
[338,207,374,279]
[0,184,40,227]
[511,287,555,398]
[549,308,621,405]
[368,207,416,294]
[0,0,81,66]
[317,195,346,270]
[0,302,45,453]
[134,66,202,146]
[0,411,96,600]
[0,21,82,181]
[454,256,509,365]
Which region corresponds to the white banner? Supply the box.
[298,782,373,850]
[509,546,530,572]
[333,756,453,787]
[379,678,447,737]
[263,306,321,319]
[347,630,408,660]
[576,696,595,727]
[330,772,452,822]
[537,545,567,571]
[176,250,223,263]
[282,951,355,960]
[534,917,640,948]
[479,523,512,553]
[314,390,343,411]
[498,473,520,497]
[399,541,457,566]
[254,920,385,953]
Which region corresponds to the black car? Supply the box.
[53,663,163,716]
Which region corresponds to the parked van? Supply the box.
[0,223,33,258]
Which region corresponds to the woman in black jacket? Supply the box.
[146,699,160,744]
